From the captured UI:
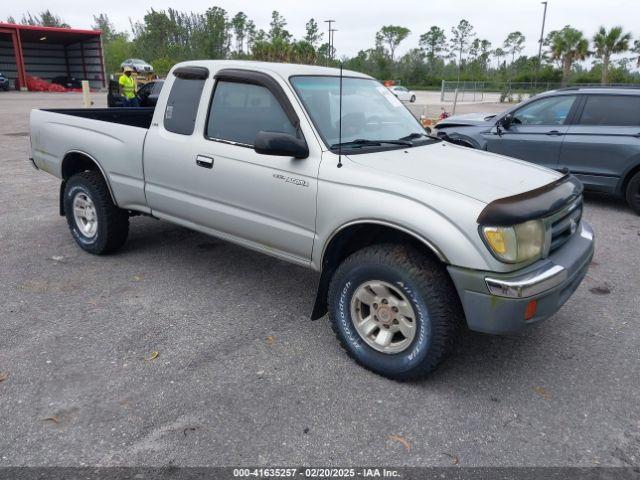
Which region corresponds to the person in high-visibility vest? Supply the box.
[119,66,139,107]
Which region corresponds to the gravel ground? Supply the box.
[0,92,639,468]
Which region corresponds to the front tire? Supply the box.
[63,171,129,254]
[625,171,640,215]
[410,95,416,103]
[327,244,464,380]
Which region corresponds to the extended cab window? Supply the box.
[206,81,296,146]
[164,77,206,135]
[512,95,576,126]
[578,95,640,126]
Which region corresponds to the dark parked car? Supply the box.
[51,76,83,89]
[107,79,164,108]
[435,87,640,213]
[0,72,10,91]
[136,80,164,107]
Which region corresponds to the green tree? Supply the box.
[93,14,132,73]
[21,10,69,27]
[493,47,506,69]
[593,26,631,84]
[130,9,177,61]
[450,19,475,81]
[633,40,640,68]
[201,7,230,59]
[397,48,428,85]
[92,14,122,42]
[375,25,411,61]
[419,26,446,69]
[269,11,291,42]
[469,38,492,74]
[546,26,590,85]
[504,31,525,65]
[292,40,317,64]
[304,18,323,47]
[231,12,248,54]
[7,16,16,23]
[245,20,258,52]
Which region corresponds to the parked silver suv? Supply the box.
[435,87,640,214]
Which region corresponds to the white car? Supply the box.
[120,58,154,74]
[389,85,416,102]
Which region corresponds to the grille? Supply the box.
[548,198,582,253]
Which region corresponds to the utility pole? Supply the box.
[534,1,548,86]
[324,19,335,66]
[330,28,338,62]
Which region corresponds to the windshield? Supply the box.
[290,76,428,150]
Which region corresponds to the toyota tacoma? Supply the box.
[29,61,595,380]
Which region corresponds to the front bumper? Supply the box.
[447,221,594,334]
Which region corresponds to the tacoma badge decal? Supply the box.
[273,173,308,187]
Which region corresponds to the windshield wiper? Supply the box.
[398,132,430,141]
[330,138,413,149]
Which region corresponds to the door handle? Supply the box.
[546,130,563,136]
[196,155,214,169]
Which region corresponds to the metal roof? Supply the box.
[0,22,101,45]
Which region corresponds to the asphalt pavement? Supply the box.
[0,92,639,467]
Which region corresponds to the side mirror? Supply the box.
[500,113,514,129]
[254,131,309,159]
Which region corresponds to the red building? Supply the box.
[0,23,106,90]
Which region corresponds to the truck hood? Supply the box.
[437,112,497,127]
[347,141,562,204]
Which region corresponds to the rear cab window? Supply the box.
[163,67,208,135]
[578,95,640,126]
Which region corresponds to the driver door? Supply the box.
[484,95,578,170]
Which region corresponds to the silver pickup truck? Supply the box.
[29,61,595,380]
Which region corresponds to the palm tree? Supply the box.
[546,26,590,86]
[593,26,632,84]
[492,47,506,70]
[633,40,640,68]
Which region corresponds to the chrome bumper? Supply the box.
[485,265,567,298]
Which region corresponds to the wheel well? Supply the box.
[310,223,445,319]
[621,163,640,196]
[61,152,102,180]
[59,152,115,215]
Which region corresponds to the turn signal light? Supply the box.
[525,299,538,321]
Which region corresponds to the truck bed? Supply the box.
[30,107,152,213]
[42,108,155,129]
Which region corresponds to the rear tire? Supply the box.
[327,244,464,380]
[63,171,129,254]
[625,171,640,215]
[410,95,416,103]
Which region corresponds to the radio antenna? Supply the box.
[337,63,343,168]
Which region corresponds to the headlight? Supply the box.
[481,220,545,263]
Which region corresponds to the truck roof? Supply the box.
[172,60,372,80]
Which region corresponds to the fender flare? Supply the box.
[310,219,448,320]
[60,150,118,213]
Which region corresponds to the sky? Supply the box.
[5,0,640,60]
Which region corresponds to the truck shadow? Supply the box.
[582,191,632,213]
[119,215,591,385]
